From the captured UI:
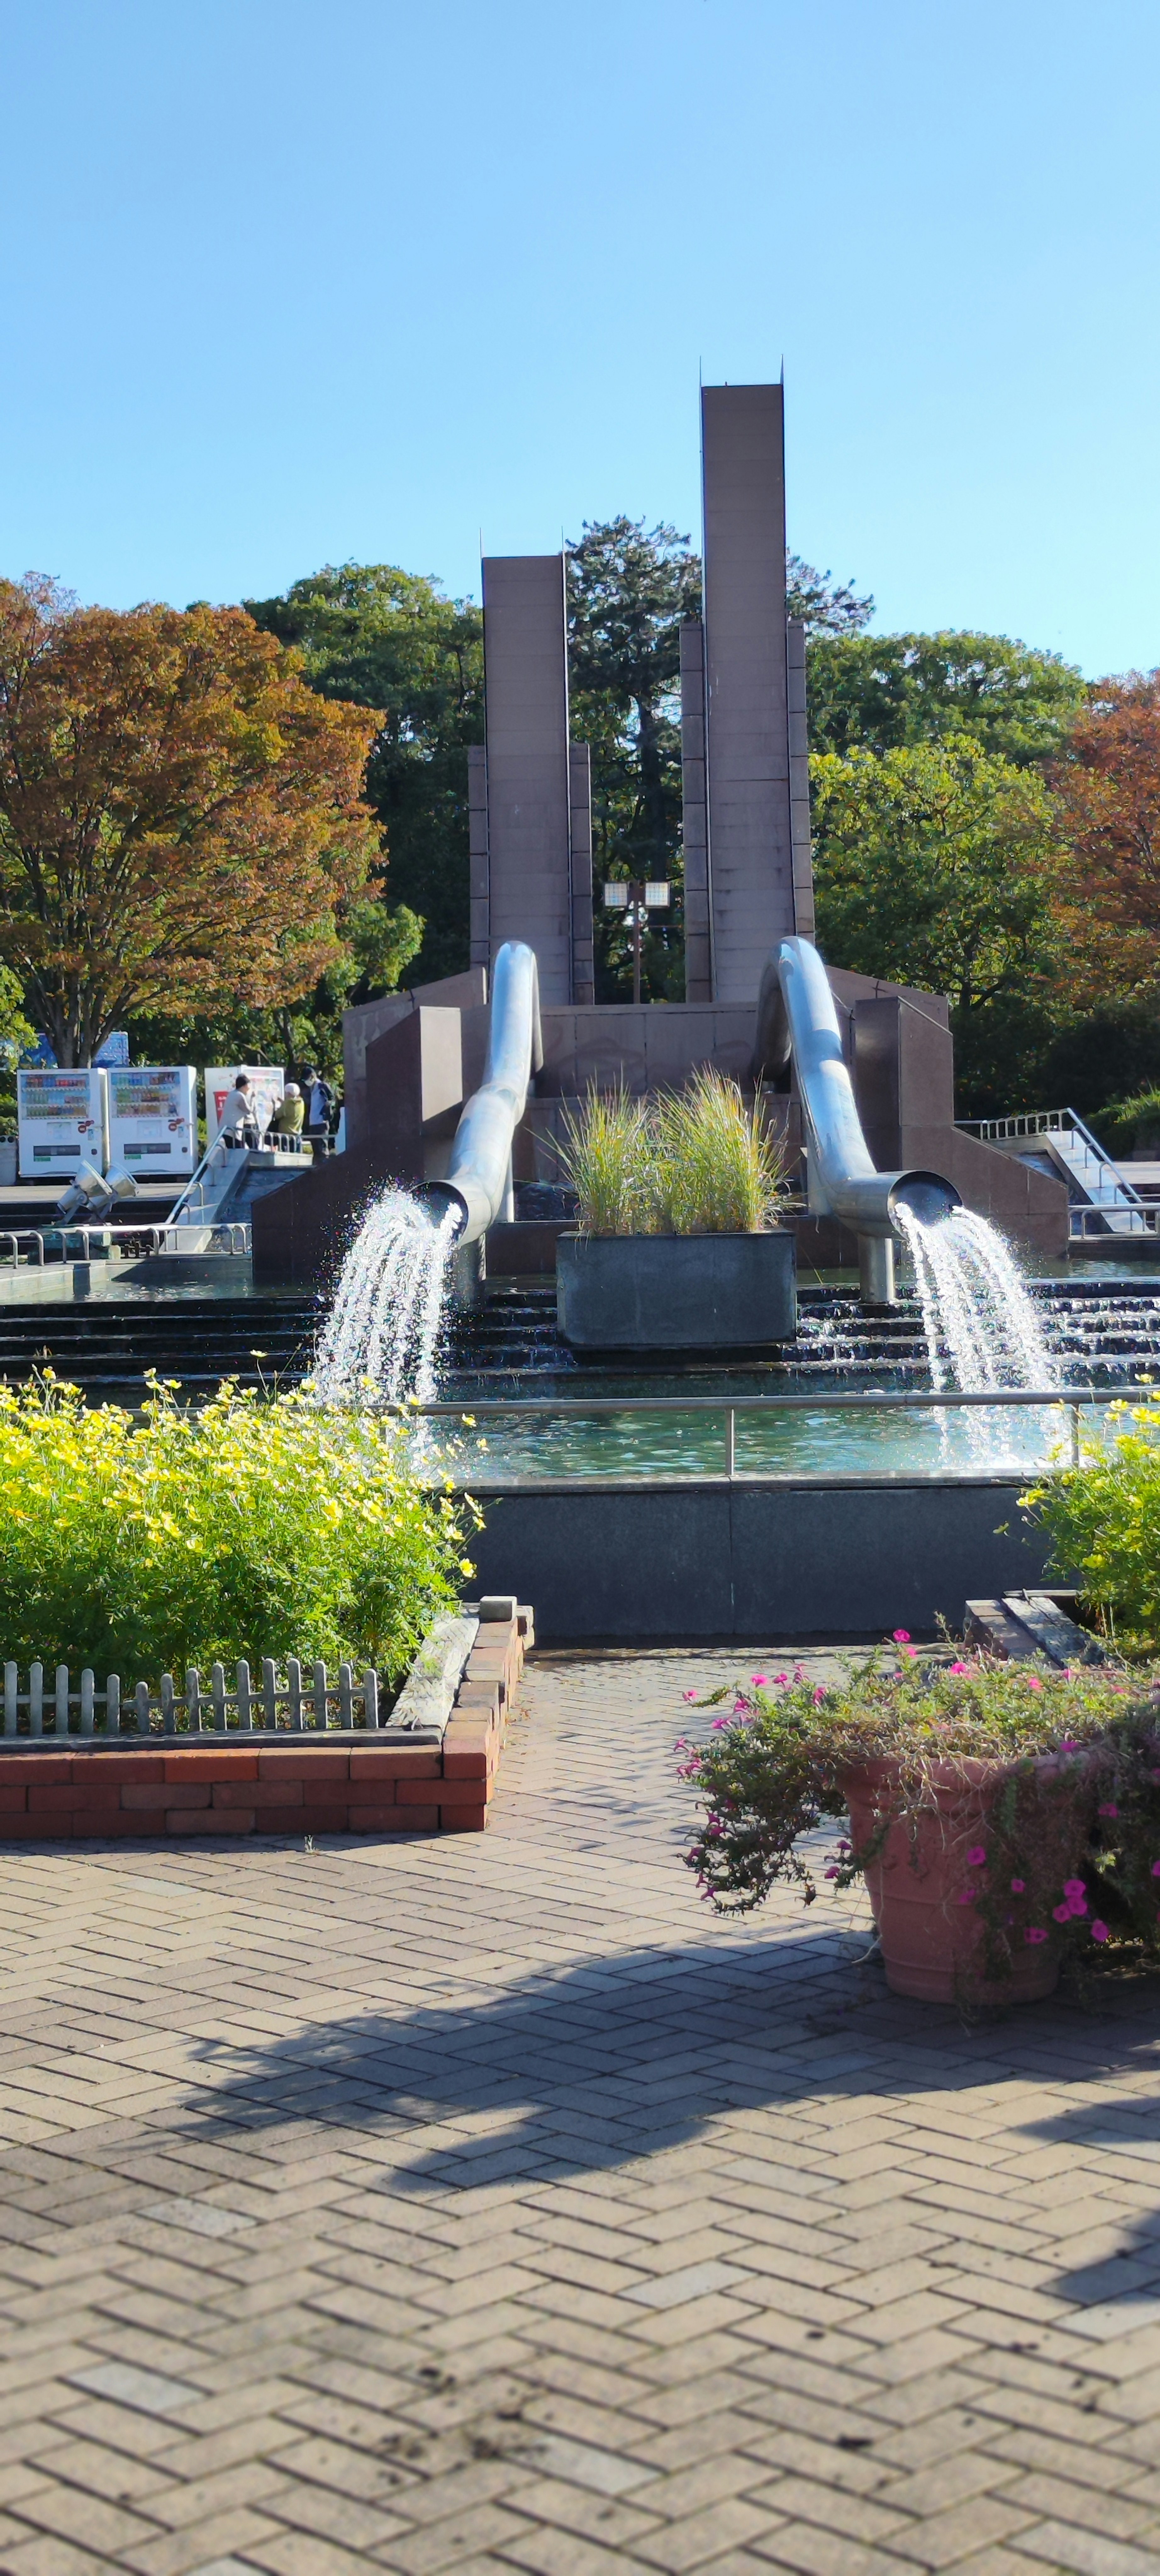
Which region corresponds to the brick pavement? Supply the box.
[0,1648,1158,2576]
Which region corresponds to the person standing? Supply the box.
[217,1072,259,1148]
[303,1068,335,1154]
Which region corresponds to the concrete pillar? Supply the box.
[569,741,595,1004]
[481,554,573,1005]
[467,744,489,972]
[700,383,795,1001]
[788,618,815,942]
[680,618,713,1002]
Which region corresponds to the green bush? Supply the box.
[557,1070,786,1235]
[1095,1089,1160,1157]
[0,1377,477,1684]
[1022,1399,1160,1647]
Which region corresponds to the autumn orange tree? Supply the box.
[1052,672,1160,998]
[0,576,382,1064]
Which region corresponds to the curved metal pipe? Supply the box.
[756,936,960,1300]
[419,941,543,1247]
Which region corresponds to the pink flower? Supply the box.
[892,1630,911,1644]
[967,1845,987,1868]
[949,1661,969,1674]
[682,1689,698,1702]
[1099,1803,1119,1818]
[1026,1676,1043,1691]
[750,1675,768,1687]
[901,1646,918,1659]
[1063,1879,1086,1899]
[1091,1920,1109,1942]
[958,1888,976,1905]
[1025,1927,1048,1944]
[1053,1903,1072,1923]
[1151,1860,1160,1877]
[813,1685,827,1707]
[1011,1878,1026,1893]
[824,1866,840,1879]
[1068,1895,1088,1917]
[711,1716,730,1730]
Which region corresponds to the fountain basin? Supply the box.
[556,1230,797,1349]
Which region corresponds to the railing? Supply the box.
[386,1384,1146,1477]
[0,1219,250,1269]
[956,1107,1154,1239]
[3,1656,386,1739]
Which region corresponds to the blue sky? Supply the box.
[2,0,1157,673]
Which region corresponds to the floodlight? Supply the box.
[644,882,670,908]
[602,882,629,908]
[56,1162,110,1219]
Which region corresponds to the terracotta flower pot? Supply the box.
[844,1751,1098,2005]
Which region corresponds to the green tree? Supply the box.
[0,960,33,1137]
[566,518,700,1000]
[128,891,422,1091]
[807,630,1085,768]
[811,742,1063,1106]
[246,564,482,985]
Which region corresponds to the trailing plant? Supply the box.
[1021,1398,1160,1650]
[679,1645,1160,1980]
[0,1375,477,1684]
[555,1069,786,1235]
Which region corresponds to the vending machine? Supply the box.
[204,1066,284,1147]
[106,1066,197,1177]
[17,1070,109,1179]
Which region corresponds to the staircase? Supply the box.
[0,1292,323,1404]
[4,1276,1160,1404]
[960,1109,1153,1238]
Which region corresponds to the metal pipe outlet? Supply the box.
[419,940,543,1247]
[754,935,960,1304]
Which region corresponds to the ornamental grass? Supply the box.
[556,1069,786,1236]
[0,1375,476,1684]
[680,1642,1160,1978]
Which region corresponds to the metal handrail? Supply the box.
[383,1387,1136,1415]
[370,1385,1145,1480]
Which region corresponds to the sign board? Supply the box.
[106,1066,197,1176]
[17,1070,108,1179]
[25,1031,129,1069]
[204,1066,284,1148]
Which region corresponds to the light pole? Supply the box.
[602,880,670,1005]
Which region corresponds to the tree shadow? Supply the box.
[181,1926,1160,2197]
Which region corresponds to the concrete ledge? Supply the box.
[463,1480,1052,1641]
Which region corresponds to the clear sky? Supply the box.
[2,0,1157,674]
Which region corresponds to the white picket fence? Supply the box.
[2,1658,385,1739]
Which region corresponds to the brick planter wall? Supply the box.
[0,1611,527,1841]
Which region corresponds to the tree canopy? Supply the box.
[0,577,381,1066]
[245,564,483,986]
[1051,672,1160,999]
[806,630,1086,768]
[811,741,1062,1100]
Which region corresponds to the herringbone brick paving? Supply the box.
[0,1648,1158,2576]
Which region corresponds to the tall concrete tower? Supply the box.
[468,554,594,1008]
[682,383,814,1004]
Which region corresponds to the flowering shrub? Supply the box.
[680,1641,1160,1976]
[1022,1398,1160,1647]
[0,1376,477,1683]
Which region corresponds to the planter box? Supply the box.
[0,1602,532,1841]
[556,1230,796,1349]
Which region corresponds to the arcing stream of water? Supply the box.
[312,1187,458,1408]
[895,1203,1056,1463]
